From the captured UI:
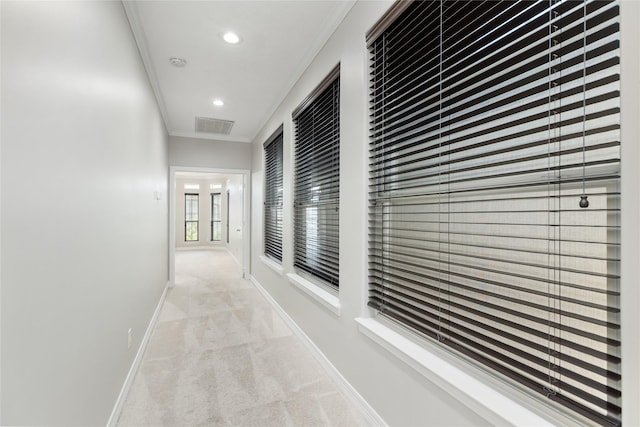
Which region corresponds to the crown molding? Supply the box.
[250,1,356,143]
[169,130,252,144]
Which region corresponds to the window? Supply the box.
[367,1,620,426]
[211,192,221,241]
[184,193,199,241]
[292,65,340,289]
[264,126,284,262]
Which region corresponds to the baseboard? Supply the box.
[249,275,387,427]
[106,281,169,427]
[176,245,222,251]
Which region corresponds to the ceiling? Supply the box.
[123,1,355,143]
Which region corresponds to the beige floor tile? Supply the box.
[117,248,369,426]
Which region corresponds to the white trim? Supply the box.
[169,166,251,285]
[249,275,386,427]
[355,317,583,427]
[620,2,640,425]
[286,273,340,316]
[176,246,222,252]
[259,255,284,275]
[0,1,3,417]
[106,282,169,427]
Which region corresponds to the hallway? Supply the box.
[117,248,368,426]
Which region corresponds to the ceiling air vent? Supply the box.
[195,117,234,135]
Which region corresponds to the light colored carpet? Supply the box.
[117,248,370,426]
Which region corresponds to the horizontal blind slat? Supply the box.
[264,131,283,262]
[368,1,621,425]
[294,73,340,288]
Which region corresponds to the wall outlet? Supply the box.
[127,328,132,349]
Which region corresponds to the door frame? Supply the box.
[169,166,251,285]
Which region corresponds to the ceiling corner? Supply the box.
[250,1,357,145]
[169,130,252,144]
[122,0,172,133]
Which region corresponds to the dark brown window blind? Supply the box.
[293,65,340,288]
[264,127,284,262]
[367,1,621,425]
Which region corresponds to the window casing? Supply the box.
[211,192,221,241]
[264,127,284,262]
[367,1,620,426]
[293,65,340,289]
[185,193,199,241]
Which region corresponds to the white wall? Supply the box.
[169,135,252,170]
[1,2,168,425]
[250,2,489,425]
[249,2,640,426]
[226,174,244,267]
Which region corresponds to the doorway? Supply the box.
[168,166,250,285]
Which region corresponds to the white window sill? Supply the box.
[286,273,340,316]
[259,255,284,275]
[356,317,564,427]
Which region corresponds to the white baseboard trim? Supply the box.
[176,245,222,251]
[106,281,169,427]
[249,275,387,427]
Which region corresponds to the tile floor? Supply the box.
[117,248,370,426]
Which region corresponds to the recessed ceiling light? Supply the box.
[222,32,240,44]
[213,99,224,106]
[169,57,187,67]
